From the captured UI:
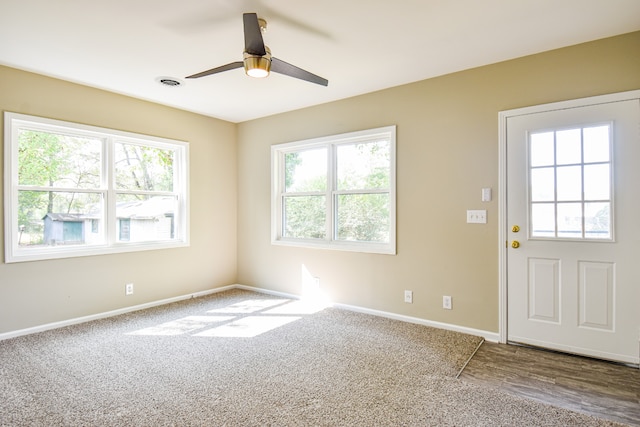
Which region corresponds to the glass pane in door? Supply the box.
[528,124,612,240]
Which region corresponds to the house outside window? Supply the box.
[4,112,189,263]
[271,126,396,254]
[119,218,131,242]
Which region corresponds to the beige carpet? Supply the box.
[0,289,624,426]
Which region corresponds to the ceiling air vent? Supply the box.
[156,76,183,87]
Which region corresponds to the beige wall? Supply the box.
[237,31,640,334]
[1,32,638,337]
[0,66,238,333]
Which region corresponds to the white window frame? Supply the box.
[4,112,189,263]
[271,126,396,255]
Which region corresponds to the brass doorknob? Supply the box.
[512,225,520,233]
[511,240,520,249]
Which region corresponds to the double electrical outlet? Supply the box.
[125,283,134,296]
[404,290,452,309]
[442,295,452,310]
[404,290,413,303]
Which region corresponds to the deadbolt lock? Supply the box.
[512,225,520,233]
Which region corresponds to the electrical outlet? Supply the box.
[125,283,134,296]
[404,290,413,303]
[443,295,452,310]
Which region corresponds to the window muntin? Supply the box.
[272,126,396,254]
[528,124,612,240]
[4,112,189,262]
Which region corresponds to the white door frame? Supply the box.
[498,89,640,345]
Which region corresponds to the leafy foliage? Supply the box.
[337,193,389,242]
[17,130,101,243]
[283,196,326,239]
[283,141,391,242]
[115,142,174,192]
[16,130,175,246]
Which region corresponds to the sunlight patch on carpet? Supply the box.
[206,299,290,314]
[264,300,328,315]
[127,315,234,336]
[194,316,301,338]
[125,297,329,338]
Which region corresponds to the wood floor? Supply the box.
[458,341,640,426]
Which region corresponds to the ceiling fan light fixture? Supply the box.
[244,46,271,79]
[185,14,327,86]
[244,56,271,78]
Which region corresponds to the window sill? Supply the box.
[5,240,189,263]
[271,238,396,255]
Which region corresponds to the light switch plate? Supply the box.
[467,210,487,224]
[482,188,492,202]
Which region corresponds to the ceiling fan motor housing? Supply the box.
[244,47,271,78]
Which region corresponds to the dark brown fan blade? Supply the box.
[243,13,266,56]
[185,61,244,79]
[271,57,328,86]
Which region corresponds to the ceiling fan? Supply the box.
[186,13,328,86]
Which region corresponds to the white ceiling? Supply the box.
[1,0,639,123]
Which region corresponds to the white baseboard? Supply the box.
[234,284,500,342]
[0,283,499,343]
[333,302,500,342]
[0,286,235,341]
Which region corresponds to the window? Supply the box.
[529,124,612,240]
[271,126,396,254]
[4,112,189,263]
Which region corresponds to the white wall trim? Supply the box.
[1,283,499,343]
[498,110,509,344]
[0,286,235,341]
[332,302,500,343]
[235,284,500,342]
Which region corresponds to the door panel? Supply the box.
[578,261,614,331]
[506,95,640,365]
[528,258,560,323]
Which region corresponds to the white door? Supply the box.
[504,92,640,365]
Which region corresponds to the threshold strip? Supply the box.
[456,338,485,379]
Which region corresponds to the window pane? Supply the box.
[284,149,327,192]
[583,125,610,163]
[116,194,177,242]
[556,128,581,165]
[337,140,390,190]
[557,203,582,238]
[531,203,555,237]
[336,193,389,242]
[283,195,326,239]
[585,202,611,239]
[556,166,582,201]
[18,190,104,247]
[584,164,610,200]
[531,203,556,237]
[115,142,174,192]
[530,132,554,167]
[530,168,555,201]
[18,130,102,188]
